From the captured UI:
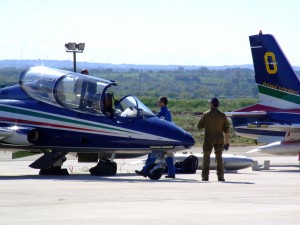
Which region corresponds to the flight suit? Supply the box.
[138,105,175,178]
[197,107,229,180]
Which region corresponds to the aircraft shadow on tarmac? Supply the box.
[0,173,197,183]
[219,181,255,184]
[263,169,300,173]
[258,165,300,173]
[0,173,255,184]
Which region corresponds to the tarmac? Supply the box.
[0,146,299,225]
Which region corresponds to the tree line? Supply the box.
[3,66,299,100]
[83,66,258,99]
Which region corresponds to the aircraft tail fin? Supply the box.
[249,31,300,109]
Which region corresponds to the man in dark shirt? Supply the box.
[197,98,230,182]
[156,96,172,122]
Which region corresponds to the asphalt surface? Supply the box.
[0,147,299,225]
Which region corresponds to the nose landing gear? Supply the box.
[146,163,164,180]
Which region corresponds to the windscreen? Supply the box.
[114,95,155,118]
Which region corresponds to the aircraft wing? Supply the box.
[225,111,267,117]
[247,140,300,156]
[246,148,262,154]
[256,135,284,144]
[266,124,300,132]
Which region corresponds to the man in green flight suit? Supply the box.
[197,98,230,182]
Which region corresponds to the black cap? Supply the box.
[210,97,219,107]
[81,69,89,75]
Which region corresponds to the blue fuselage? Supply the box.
[0,85,195,154]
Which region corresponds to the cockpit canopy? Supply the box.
[19,66,154,118]
[19,66,116,115]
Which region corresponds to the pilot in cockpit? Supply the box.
[102,92,114,116]
[74,69,89,96]
[77,69,98,110]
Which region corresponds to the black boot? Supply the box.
[165,175,175,179]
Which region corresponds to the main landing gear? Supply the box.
[89,158,117,176]
[89,153,117,176]
[30,151,163,179]
[30,151,118,176]
[29,151,69,175]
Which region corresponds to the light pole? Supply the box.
[236,70,240,100]
[65,42,85,72]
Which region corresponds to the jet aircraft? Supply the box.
[228,31,300,157]
[0,66,195,179]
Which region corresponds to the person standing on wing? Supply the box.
[197,97,230,182]
[135,96,175,179]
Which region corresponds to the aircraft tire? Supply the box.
[147,163,163,180]
[89,159,117,176]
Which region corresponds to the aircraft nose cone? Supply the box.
[234,157,254,169]
[170,124,195,148]
[147,117,195,148]
[223,155,254,170]
[181,131,195,148]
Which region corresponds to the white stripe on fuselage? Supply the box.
[259,93,300,109]
[0,104,179,142]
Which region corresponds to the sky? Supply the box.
[1,0,300,66]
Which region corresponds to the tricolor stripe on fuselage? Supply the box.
[0,103,178,142]
[257,84,300,109]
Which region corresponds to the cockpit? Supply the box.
[19,66,155,119]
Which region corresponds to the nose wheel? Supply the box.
[146,163,164,180]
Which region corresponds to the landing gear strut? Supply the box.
[89,154,117,176]
[29,151,69,175]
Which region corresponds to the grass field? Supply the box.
[140,97,259,146]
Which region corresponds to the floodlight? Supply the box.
[64,42,85,72]
[65,42,76,51]
[77,43,85,51]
